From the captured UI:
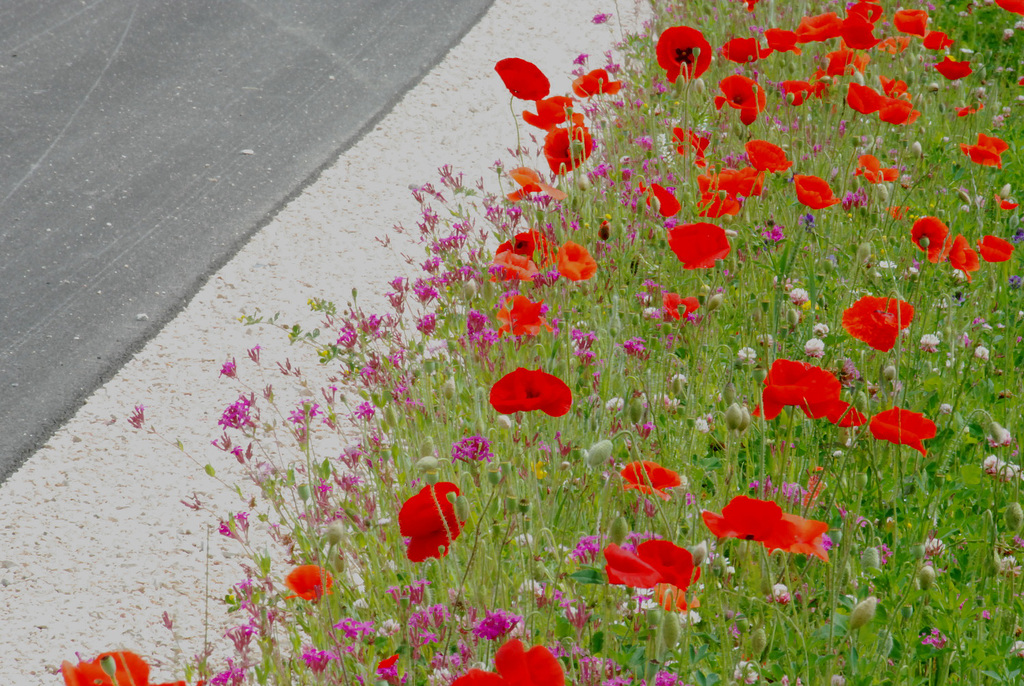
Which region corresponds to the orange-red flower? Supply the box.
[935,56,972,80]
[978,235,1015,262]
[875,36,912,54]
[656,26,713,83]
[496,295,552,337]
[961,133,1009,169]
[621,461,682,500]
[62,651,188,686]
[662,292,700,321]
[760,358,843,421]
[923,30,954,50]
[655,583,699,612]
[702,495,829,561]
[494,58,550,100]
[604,540,700,590]
[557,241,597,281]
[522,96,576,131]
[699,167,765,198]
[452,639,564,686]
[995,0,1024,14]
[544,124,593,175]
[911,216,953,263]
[854,154,898,184]
[878,97,920,125]
[745,140,793,173]
[697,192,742,218]
[955,103,984,117]
[714,74,767,125]
[489,367,572,417]
[869,407,937,456]
[667,222,731,269]
[782,80,812,106]
[996,196,1019,211]
[847,1,883,24]
[399,483,465,562]
[506,167,566,202]
[285,565,334,601]
[893,9,928,37]
[572,69,621,97]
[795,12,843,43]
[761,512,830,561]
[847,82,882,114]
[491,250,539,282]
[764,28,802,54]
[640,182,681,216]
[840,17,880,50]
[948,234,980,280]
[826,42,870,76]
[794,174,841,209]
[842,295,914,352]
[673,127,711,166]
[720,37,773,63]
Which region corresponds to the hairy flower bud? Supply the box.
[660,610,681,650]
[751,627,768,656]
[1006,502,1024,532]
[693,77,706,94]
[585,439,614,468]
[496,415,513,431]
[442,378,457,400]
[609,516,630,546]
[1000,184,1012,200]
[910,141,923,157]
[416,456,439,473]
[883,365,897,381]
[324,522,346,547]
[787,308,801,327]
[628,398,645,424]
[455,495,471,522]
[725,403,745,431]
[689,541,708,567]
[856,242,872,264]
[861,547,881,569]
[707,292,725,311]
[917,565,936,591]
[849,596,877,630]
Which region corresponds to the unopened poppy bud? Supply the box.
[496,415,513,430]
[628,398,645,424]
[723,382,736,405]
[725,403,745,431]
[660,610,681,649]
[486,463,502,485]
[751,627,768,656]
[852,70,864,86]
[297,483,311,500]
[689,541,708,566]
[855,472,869,490]
[873,184,889,202]
[856,241,872,263]
[1000,184,1012,200]
[442,378,456,399]
[739,406,752,432]
[861,547,880,569]
[737,615,752,633]
[883,365,897,381]
[533,561,553,582]
[576,176,590,191]
[712,554,728,576]
[585,439,614,468]
[324,522,346,547]
[416,456,439,474]
[609,516,630,546]
[910,543,925,559]
[917,565,936,591]
[1006,502,1024,532]
[854,392,869,414]
[911,141,923,157]
[672,374,687,394]
[928,81,940,92]
[988,420,1012,446]
[570,140,586,156]
[463,280,478,300]
[694,77,705,94]
[787,308,800,327]
[453,495,470,522]
[599,220,611,240]
[383,405,398,429]
[752,368,767,384]
[849,596,877,630]
[707,293,725,311]
[958,188,971,204]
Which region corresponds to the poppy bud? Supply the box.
[570,140,586,156]
[861,547,880,569]
[958,188,972,204]
[711,554,728,576]
[442,378,456,399]
[416,456,439,473]
[609,516,629,546]
[298,483,312,500]
[739,406,752,432]
[854,392,869,413]
[599,220,611,240]
[649,195,662,214]
[910,543,925,559]
[628,398,645,424]
[856,242,872,263]
[786,91,797,105]
[672,374,688,394]
[324,522,346,547]
[1000,184,1012,200]
[1006,502,1024,532]
[453,495,470,522]
[855,472,869,490]
[723,382,736,405]
[496,415,513,430]
[707,293,725,311]
[849,596,877,630]
[883,365,897,381]
[878,629,894,658]
[577,176,590,191]
[463,279,478,300]
[725,403,745,431]
[694,77,705,94]
[383,405,398,429]
[787,308,800,327]
[852,70,864,86]
[486,463,502,485]
[910,141,923,157]
[689,541,708,566]
[660,610,681,650]
[533,561,553,582]
[873,184,889,203]
[585,439,614,468]
[917,565,936,591]
[900,605,913,620]
[988,421,1012,446]
[751,627,768,656]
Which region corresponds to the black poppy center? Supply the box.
[674,47,695,66]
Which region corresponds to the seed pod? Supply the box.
[609,516,630,546]
[917,565,936,591]
[910,543,925,559]
[918,236,930,249]
[1006,502,1023,532]
[517,498,531,514]
[585,439,614,468]
[486,463,502,485]
[849,596,877,630]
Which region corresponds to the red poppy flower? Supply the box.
[955,103,984,117]
[878,97,920,125]
[489,367,572,417]
[875,36,912,54]
[996,196,1020,211]
[62,652,154,686]
[996,0,1024,14]
[840,17,880,50]
[911,216,952,263]
[869,407,937,456]
[826,400,868,428]
[399,482,464,562]
[663,292,700,321]
[878,75,910,100]
[495,229,549,261]
[604,540,700,590]
[655,583,699,612]
[285,565,334,601]
[621,461,682,500]
[761,512,830,561]
[667,222,731,269]
[494,58,550,100]
[572,69,621,97]
[491,250,539,282]
[378,656,400,674]
[760,358,843,420]
[935,56,972,80]
[496,295,552,337]
[893,9,928,37]
[544,124,593,175]
[506,167,566,202]
[847,82,882,114]
[782,80,812,106]
[522,96,575,131]
[948,234,980,280]
[557,241,597,281]
[656,26,713,83]
[714,74,767,125]
[697,192,742,218]
[978,235,1015,262]
[452,639,564,686]
[745,140,793,173]
[793,175,841,209]
[854,154,898,184]
[699,167,765,198]
[764,29,802,54]
[702,495,783,541]
[826,43,871,76]
[795,12,843,43]
[961,133,1009,169]
[640,182,681,217]
[848,1,883,24]
[889,205,909,220]
[720,36,773,63]
[842,295,914,352]
[923,30,954,50]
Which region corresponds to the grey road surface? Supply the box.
[0,0,493,482]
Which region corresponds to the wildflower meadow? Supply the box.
[63,0,1024,684]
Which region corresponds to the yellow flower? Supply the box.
[534,461,548,479]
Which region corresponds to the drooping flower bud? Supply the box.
[723,382,736,405]
[628,398,645,424]
[609,516,630,546]
[659,610,681,650]
[910,141,923,157]
[455,496,471,522]
[849,596,877,630]
[917,565,936,591]
[442,378,457,399]
[496,415,513,430]
[1000,184,1012,200]
[1006,502,1024,532]
[725,403,745,431]
[707,293,725,311]
[856,242,873,264]
[585,439,614,468]
[751,627,768,656]
[324,522,346,547]
[883,365,897,381]
[689,541,708,567]
[861,547,880,569]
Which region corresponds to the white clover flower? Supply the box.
[772,583,791,605]
[804,338,825,358]
[789,288,810,306]
[734,660,760,684]
[1011,640,1024,659]
[737,347,757,363]
[813,323,830,337]
[377,619,401,637]
[939,403,953,415]
[756,334,775,347]
[919,334,941,353]
[694,417,710,434]
[606,397,625,412]
[924,536,946,558]
[975,345,990,361]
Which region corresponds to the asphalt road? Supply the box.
[0,0,493,482]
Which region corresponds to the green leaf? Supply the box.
[922,375,944,392]
[960,464,983,486]
[569,567,605,585]
[590,631,604,655]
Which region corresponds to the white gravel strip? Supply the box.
[0,1,648,683]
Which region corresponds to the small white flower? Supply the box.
[734,660,760,684]
[975,345,990,361]
[606,397,625,412]
[378,619,401,637]
[737,347,757,363]
[681,609,701,625]
[952,269,969,282]
[939,403,953,415]
[919,334,941,353]
[772,583,791,605]
[789,288,810,306]
[804,338,825,358]
[813,323,830,337]
[876,260,896,269]
[1011,640,1024,659]
[757,333,775,346]
[694,418,710,434]
[643,307,661,319]
[924,536,946,558]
